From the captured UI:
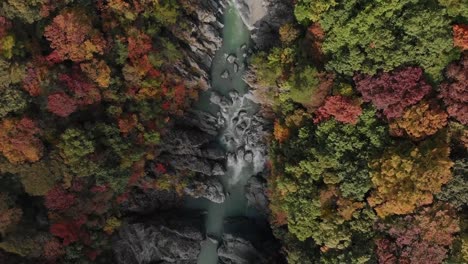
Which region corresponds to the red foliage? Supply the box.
[375,204,459,264]
[47,92,78,117]
[43,239,65,261]
[118,114,138,134]
[59,72,101,106]
[90,185,108,193]
[173,83,186,107]
[116,192,129,204]
[50,218,88,246]
[453,24,468,51]
[85,249,99,261]
[0,17,11,38]
[45,186,76,211]
[439,55,468,125]
[313,95,362,124]
[127,31,152,62]
[154,163,167,174]
[354,67,431,119]
[305,23,326,67]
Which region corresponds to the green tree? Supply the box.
[321,0,458,80]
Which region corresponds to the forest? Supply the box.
[0,0,196,262]
[255,0,468,263]
[0,0,466,263]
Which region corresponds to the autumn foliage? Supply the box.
[439,55,468,125]
[44,9,106,62]
[453,24,468,50]
[354,67,431,119]
[313,95,362,124]
[376,204,459,264]
[274,121,290,143]
[368,137,453,217]
[389,101,448,140]
[0,118,43,164]
[45,186,76,212]
[47,92,78,117]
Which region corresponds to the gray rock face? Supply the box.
[114,213,204,264]
[218,234,266,264]
[234,0,294,49]
[166,0,230,90]
[245,176,269,215]
[184,176,226,203]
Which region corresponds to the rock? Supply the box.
[240,43,247,50]
[221,70,230,79]
[161,154,214,176]
[113,212,204,264]
[245,176,269,215]
[158,129,213,157]
[243,151,253,163]
[184,177,225,203]
[179,110,220,135]
[233,62,239,73]
[233,0,294,49]
[212,163,226,176]
[227,54,237,63]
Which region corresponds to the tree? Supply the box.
[437,159,468,210]
[0,117,43,164]
[313,95,362,125]
[354,67,431,119]
[50,218,87,246]
[321,0,458,80]
[368,135,453,217]
[0,193,22,236]
[375,204,460,264]
[0,0,45,24]
[279,23,300,44]
[274,120,290,143]
[294,0,336,24]
[453,24,468,51]
[44,9,106,62]
[80,59,111,88]
[59,72,101,106]
[438,0,468,18]
[45,185,76,211]
[389,100,448,140]
[0,87,28,118]
[43,238,65,261]
[58,128,95,165]
[0,17,11,38]
[47,92,78,117]
[439,55,468,125]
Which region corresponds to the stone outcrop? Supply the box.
[234,0,294,49]
[114,212,204,264]
[245,175,270,216]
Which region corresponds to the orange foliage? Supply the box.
[44,9,106,62]
[118,114,138,134]
[274,120,290,143]
[0,118,43,164]
[389,101,448,140]
[0,194,22,236]
[453,24,468,50]
[368,138,453,218]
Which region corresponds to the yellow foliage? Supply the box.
[103,217,122,235]
[368,137,453,217]
[80,59,111,88]
[274,120,290,143]
[1,35,15,59]
[390,101,448,140]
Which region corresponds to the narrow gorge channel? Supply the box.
[185,4,268,264]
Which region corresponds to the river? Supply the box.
[184,3,266,264]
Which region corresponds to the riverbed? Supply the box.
[184,3,266,264]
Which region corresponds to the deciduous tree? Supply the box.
[44,9,106,62]
[354,67,431,119]
[439,55,468,125]
[313,95,362,124]
[453,24,468,51]
[0,118,43,164]
[368,136,453,217]
[389,101,448,140]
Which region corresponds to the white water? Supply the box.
[184,4,266,264]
